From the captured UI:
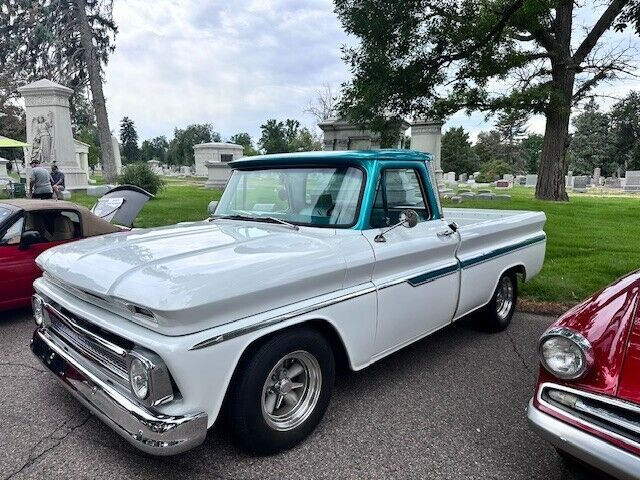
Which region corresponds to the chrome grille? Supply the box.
[542,384,640,447]
[50,314,129,381]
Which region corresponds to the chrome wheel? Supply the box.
[495,275,514,320]
[261,350,322,431]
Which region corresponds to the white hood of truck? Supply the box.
[37,220,348,335]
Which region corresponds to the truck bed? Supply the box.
[442,207,534,227]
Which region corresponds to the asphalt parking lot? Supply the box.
[0,309,605,480]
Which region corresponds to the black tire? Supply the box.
[480,270,518,332]
[227,327,335,454]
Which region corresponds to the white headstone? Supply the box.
[111,135,122,175]
[17,79,88,190]
[525,174,537,187]
[411,119,444,184]
[624,171,640,192]
[593,167,601,186]
[502,174,514,182]
[74,139,90,181]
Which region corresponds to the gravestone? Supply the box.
[605,177,621,188]
[180,166,192,176]
[18,79,88,190]
[502,174,514,182]
[624,171,640,192]
[111,135,122,175]
[573,175,588,192]
[494,194,511,201]
[411,119,444,184]
[495,180,511,189]
[593,168,601,186]
[566,170,573,187]
[445,172,456,184]
[525,174,537,187]
[477,192,494,200]
[458,173,468,183]
[194,142,244,177]
[74,139,90,181]
[451,196,463,204]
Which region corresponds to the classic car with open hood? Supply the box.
[528,270,640,480]
[29,150,546,455]
[0,186,151,311]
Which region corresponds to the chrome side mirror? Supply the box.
[375,209,418,243]
[207,200,219,216]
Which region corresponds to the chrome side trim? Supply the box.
[459,234,546,270]
[537,382,640,450]
[528,399,640,480]
[189,285,377,350]
[32,328,207,456]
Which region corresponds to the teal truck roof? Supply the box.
[229,149,433,168]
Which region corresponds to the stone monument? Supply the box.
[318,117,409,151]
[624,171,640,192]
[572,175,589,192]
[18,79,88,191]
[111,135,122,175]
[194,142,244,177]
[147,159,162,175]
[74,139,91,181]
[593,167,601,186]
[525,174,538,187]
[411,119,444,184]
[0,158,10,185]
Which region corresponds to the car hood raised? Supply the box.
[36,220,348,335]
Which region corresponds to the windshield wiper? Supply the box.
[263,216,299,231]
[212,214,299,231]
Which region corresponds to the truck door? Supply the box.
[362,167,460,357]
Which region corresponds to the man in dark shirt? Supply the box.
[51,163,65,199]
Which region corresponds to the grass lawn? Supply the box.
[67,178,640,306]
[443,186,640,305]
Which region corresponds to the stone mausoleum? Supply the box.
[194,142,244,188]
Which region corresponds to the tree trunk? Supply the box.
[74,0,118,183]
[535,0,574,201]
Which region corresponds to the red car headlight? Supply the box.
[539,327,594,380]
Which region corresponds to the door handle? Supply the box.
[437,229,456,238]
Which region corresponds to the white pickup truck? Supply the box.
[30,150,546,455]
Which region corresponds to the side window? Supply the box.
[0,216,24,246]
[23,210,82,243]
[370,169,430,228]
[60,211,82,239]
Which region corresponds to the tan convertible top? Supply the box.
[0,199,122,237]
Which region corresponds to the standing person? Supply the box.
[51,163,66,199]
[29,160,54,199]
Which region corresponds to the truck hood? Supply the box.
[37,220,347,335]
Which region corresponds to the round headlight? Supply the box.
[32,295,44,326]
[129,358,150,400]
[539,328,593,380]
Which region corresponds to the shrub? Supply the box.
[118,162,165,195]
[476,160,512,183]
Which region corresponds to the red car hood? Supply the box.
[547,271,640,398]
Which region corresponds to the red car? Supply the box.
[0,186,151,311]
[528,270,640,479]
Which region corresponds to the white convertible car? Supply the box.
[30,150,546,455]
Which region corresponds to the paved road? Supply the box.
[0,309,605,480]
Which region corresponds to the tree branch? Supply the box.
[573,0,628,64]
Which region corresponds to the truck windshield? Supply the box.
[214,167,364,227]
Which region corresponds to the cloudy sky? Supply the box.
[103,0,640,145]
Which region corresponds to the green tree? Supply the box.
[522,133,544,173]
[229,132,259,156]
[441,127,479,175]
[610,91,640,173]
[495,111,529,171]
[0,101,26,163]
[78,125,101,168]
[119,116,139,164]
[258,119,322,154]
[474,130,508,166]
[568,99,613,175]
[335,0,640,201]
[0,0,119,182]
[477,160,512,183]
[140,136,169,162]
[166,124,221,165]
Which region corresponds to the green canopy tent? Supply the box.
[0,135,29,148]
[0,136,29,186]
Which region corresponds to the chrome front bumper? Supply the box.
[527,399,640,480]
[31,327,208,456]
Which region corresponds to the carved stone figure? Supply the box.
[30,112,55,163]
